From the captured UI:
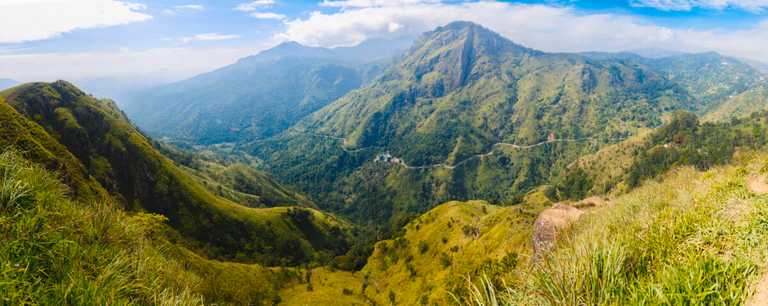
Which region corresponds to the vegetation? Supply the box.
[461,151,768,305]
[0,81,353,266]
[705,82,768,122]
[154,140,314,208]
[0,151,203,305]
[276,200,547,305]
[125,43,388,144]
[254,21,691,233]
[558,110,768,199]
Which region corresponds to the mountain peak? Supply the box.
[400,21,534,90]
[440,20,484,30]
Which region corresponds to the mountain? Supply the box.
[704,81,768,122]
[0,78,18,90]
[0,150,302,305]
[739,57,768,74]
[582,51,766,114]
[154,140,315,208]
[0,81,352,266]
[253,21,696,228]
[124,38,411,144]
[642,52,764,112]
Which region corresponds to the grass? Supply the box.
[0,150,316,305]
[1,81,354,266]
[282,200,542,305]
[461,151,768,305]
[0,150,203,304]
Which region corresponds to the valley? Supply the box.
[4,8,768,305]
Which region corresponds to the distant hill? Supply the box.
[0,81,352,265]
[124,38,412,144]
[581,51,766,113]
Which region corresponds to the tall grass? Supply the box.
[461,160,768,305]
[456,274,516,306]
[0,151,203,305]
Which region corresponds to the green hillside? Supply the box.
[558,110,768,199]
[273,125,768,306]
[484,151,768,305]
[154,141,315,208]
[704,81,768,122]
[254,21,695,230]
[582,51,766,114]
[644,52,764,112]
[277,199,547,305]
[0,149,345,305]
[0,81,352,266]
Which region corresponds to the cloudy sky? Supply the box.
[2,0,768,82]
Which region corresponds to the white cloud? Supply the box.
[0,0,152,43]
[631,0,768,12]
[163,4,205,15]
[179,33,241,43]
[235,0,275,12]
[319,0,441,8]
[249,12,287,20]
[279,1,768,63]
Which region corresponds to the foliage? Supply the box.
[0,81,353,265]
[462,152,768,305]
[558,110,768,199]
[0,151,203,305]
[254,21,688,233]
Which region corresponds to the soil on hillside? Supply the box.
[747,174,768,194]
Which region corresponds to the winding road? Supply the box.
[398,138,596,170]
[290,128,597,170]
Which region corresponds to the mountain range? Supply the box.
[5,20,768,305]
[248,21,767,230]
[123,37,412,144]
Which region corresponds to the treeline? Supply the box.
[558,110,768,199]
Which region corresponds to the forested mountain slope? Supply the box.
[582,51,768,119]
[125,39,410,144]
[253,21,697,229]
[274,110,768,306]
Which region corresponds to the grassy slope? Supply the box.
[704,82,768,122]
[154,141,315,208]
[0,150,319,305]
[564,129,652,196]
[559,110,768,200]
[279,151,768,305]
[503,152,768,305]
[0,96,108,202]
[0,81,351,266]
[278,198,550,305]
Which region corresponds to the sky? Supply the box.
[2,0,768,83]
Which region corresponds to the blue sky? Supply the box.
[2,0,768,82]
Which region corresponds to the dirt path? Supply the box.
[747,174,768,194]
[746,174,768,305]
[747,272,768,306]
